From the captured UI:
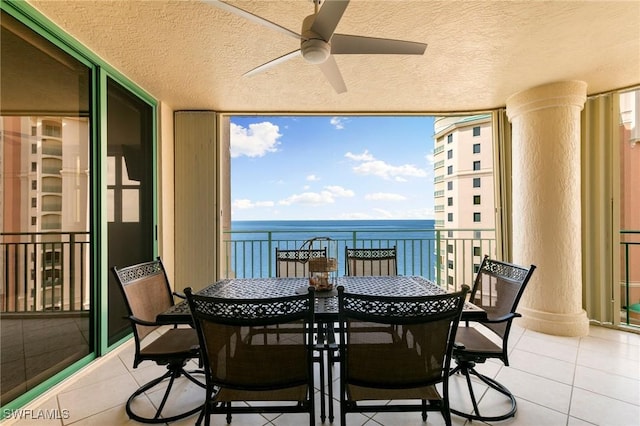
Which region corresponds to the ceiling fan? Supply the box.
[204,0,427,94]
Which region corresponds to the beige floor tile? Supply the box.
[578,335,640,362]
[569,387,640,426]
[494,367,572,414]
[56,372,141,424]
[577,345,640,379]
[508,348,576,384]
[573,365,640,405]
[515,334,579,363]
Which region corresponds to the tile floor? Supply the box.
[3,322,639,426]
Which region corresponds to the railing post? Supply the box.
[267,231,273,277]
[625,243,630,324]
[69,233,75,311]
[435,229,441,286]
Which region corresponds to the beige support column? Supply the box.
[506,81,590,337]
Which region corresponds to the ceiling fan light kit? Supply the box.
[207,0,427,93]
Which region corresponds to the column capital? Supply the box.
[506,81,587,121]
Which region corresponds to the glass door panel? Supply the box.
[106,78,154,345]
[0,10,91,405]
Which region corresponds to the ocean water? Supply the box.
[227,219,438,278]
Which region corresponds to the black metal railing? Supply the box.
[620,230,640,326]
[1,232,90,313]
[223,227,497,292]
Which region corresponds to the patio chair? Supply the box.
[185,286,316,426]
[275,247,327,277]
[112,258,204,424]
[450,255,536,421]
[345,246,397,276]
[337,285,469,426]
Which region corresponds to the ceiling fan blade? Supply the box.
[244,50,301,77]
[331,34,427,55]
[203,0,301,40]
[317,55,347,94]
[311,0,350,41]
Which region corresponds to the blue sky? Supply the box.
[230,116,435,221]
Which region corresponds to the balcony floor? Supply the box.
[4,322,639,426]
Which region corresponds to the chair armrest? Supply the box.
[128,315,158,327]
[479,312,522,324]
[173,291,186,300]
[453,342,466,351]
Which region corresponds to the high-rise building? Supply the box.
[1,115,89,311]
[432,115,495,289]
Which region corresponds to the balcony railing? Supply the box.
[223,227,497,292]
[621,230,640,326]
[1,232,90,313]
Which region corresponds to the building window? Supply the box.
[473,126,481,136]
[31,162,37,172]
[473,195,481,205]
[31,126,37,136]
[448,197,453,206]
[447,149,453,159]
[31,216,37,226]
[447,181,453,190]
[448,231,453,238]
[473,143,480,154]
[447,244,453,254]
[31,197,37,208]
[448,213,453,222]
[474,263,480,273]
[474,230,482,238]
[473,246,481,256]
[447,276,454,286]
[473,212,481,222]
[32,143,37,154]
[31,180,37,190]
[473,160,481,171]
[447,134,453,143]
[447,165,453,175]
[473,177,481,188]
[448,260,454,270]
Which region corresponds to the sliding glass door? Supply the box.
[0,10,92,405]
[106,77,155,345]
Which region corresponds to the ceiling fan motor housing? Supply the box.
[301,14,330,64]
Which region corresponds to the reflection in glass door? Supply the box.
[106,78,155,345]
[0,10,91,405]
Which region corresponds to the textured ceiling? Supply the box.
[26,0,640,113]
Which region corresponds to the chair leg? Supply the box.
[451,362,517,422]
[126,363,205,424]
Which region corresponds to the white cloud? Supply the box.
[345,150,427,180]
[232,199,274,209]
[365,192,407,201]
[330,117,347,129]
[230,122,281,158]
[425,153,435,165]
[306,174,320,181]
[352,159,427,179]
[324,185,355,197]
[279,185,354,206]
[345,150,375,162]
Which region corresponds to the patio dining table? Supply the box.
[157,275,486,423]
[158,275,486,324]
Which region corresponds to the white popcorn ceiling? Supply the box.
[26,0,640,113]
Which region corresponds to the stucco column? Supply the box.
[506,81,589,337]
